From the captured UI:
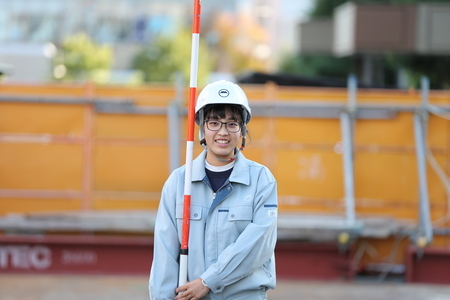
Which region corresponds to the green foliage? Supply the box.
[280,54,353,79]
[393,55,450,89]
[54,33,113,83]
[311,0,348,17]
[132,29,215,84]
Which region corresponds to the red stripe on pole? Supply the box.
[181,194,191,250]
[187,87,197,142]
[192,0,201,34]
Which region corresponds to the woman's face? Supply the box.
[204,108,242,166]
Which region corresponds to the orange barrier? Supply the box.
[0,82,449,221]
[1,81,449,278]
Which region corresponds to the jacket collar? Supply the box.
[192,150,250,186]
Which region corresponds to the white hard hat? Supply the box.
[195,80,251,124]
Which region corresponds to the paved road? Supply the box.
[1,274,450,300]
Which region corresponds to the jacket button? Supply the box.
[227,187,231,190]
[194,213,198,217]
[231,214,235,218]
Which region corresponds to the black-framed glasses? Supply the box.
[205,120,242,133]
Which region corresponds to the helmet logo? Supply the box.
[218,89,230,98]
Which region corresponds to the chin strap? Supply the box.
[201,136,246,163]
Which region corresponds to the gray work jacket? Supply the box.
[149,150,278,300]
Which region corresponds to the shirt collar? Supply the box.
[205,160,235,172]
[192,150,250,185]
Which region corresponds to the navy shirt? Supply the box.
[205,160,235,193]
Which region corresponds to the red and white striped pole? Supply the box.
[179,0,202,286]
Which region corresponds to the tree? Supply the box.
[132,28,215,85]
[279,54,354,80]
[54,33,113,83]
[205,11,272,74]
[394,55,450,89]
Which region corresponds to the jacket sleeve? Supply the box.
[149,171,181,300]
[201,168,278,293]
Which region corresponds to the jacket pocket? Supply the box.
[176,204,202,220]
[227,205,253,222]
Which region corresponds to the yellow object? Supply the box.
[417,236,428,248]
[338,232,350,244]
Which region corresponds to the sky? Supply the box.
[282,0,314,21]
[277,0,315,57]
[240,0,314,20]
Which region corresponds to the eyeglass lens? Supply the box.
[206,120,241,132]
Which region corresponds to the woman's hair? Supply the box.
[203,104,244,123]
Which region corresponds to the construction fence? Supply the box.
[1,79,450,281]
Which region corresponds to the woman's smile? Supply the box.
[215,138,230,145]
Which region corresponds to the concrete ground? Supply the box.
[1,274,450,300]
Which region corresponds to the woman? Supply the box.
[149,80,278,300]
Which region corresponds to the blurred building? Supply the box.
[297,2,450,87]
[0,0,311,83]
[0,0,196,82]
[0,0,241,45]
[0,43,57,82]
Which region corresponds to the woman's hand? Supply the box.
[175,278,210,300]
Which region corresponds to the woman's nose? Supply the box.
[218,124,228,134]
